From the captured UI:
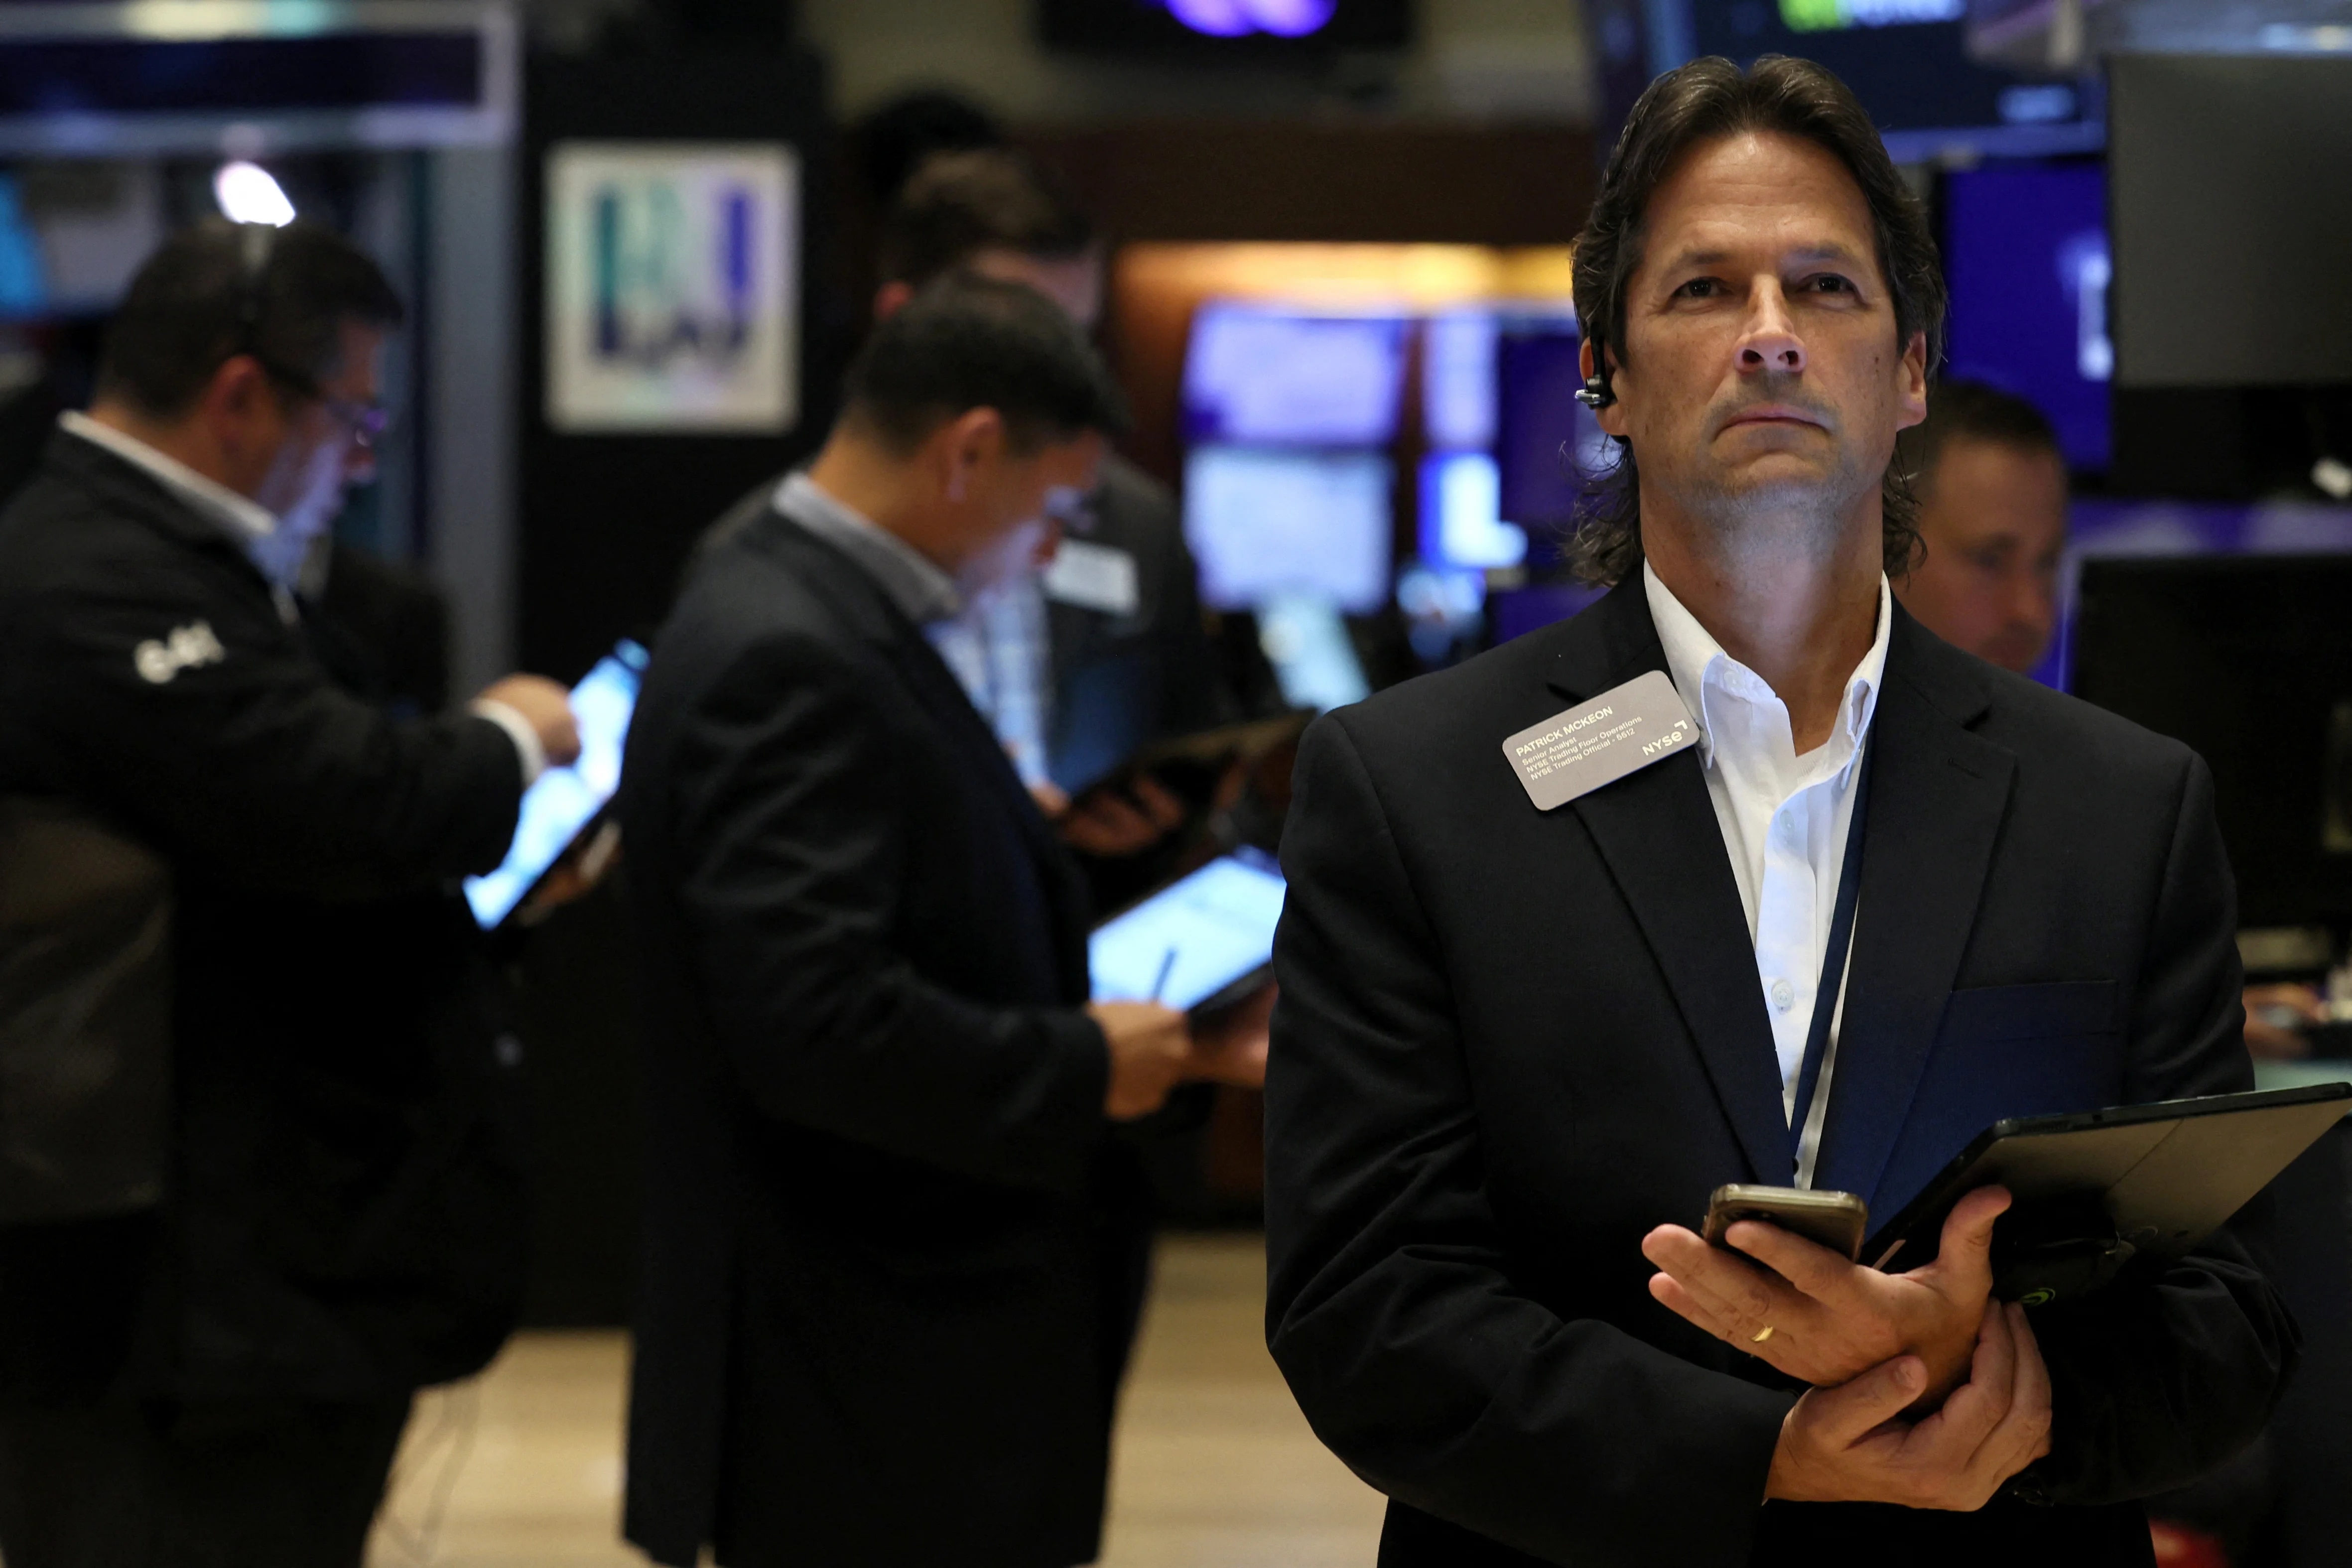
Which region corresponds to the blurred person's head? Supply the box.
[813,273,1128,599]
[92,218,401,548]
[875,149,1102,331]
[852,89,1005,211]
[1566,55,1940,588]
[1891,379,2068,673]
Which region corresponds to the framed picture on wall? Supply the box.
[544,140,799,433]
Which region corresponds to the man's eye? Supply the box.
[1805,274,1856,294]
[1674,278,1722,298]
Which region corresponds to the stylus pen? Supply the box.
[1149,948,1178,1004]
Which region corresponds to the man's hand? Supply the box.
[476,673,582,768]
[1642,1185,2012,1404]
[1091,1001,1190,1120]
[1183,982,1273,1089]
[1766,1300,2053,1508]
[1058,776,1188,858]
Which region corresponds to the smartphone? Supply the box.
[1702,1184,1869,1263]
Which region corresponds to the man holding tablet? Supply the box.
[621,275,1262,1568]
[1265,56,2295,1566]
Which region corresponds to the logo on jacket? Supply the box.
[133,621,226,685]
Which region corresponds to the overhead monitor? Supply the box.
[1039,0,1412,53]
[1182,445,1393,614]
[1419,451,1526,572]
[1941,159,2111,472]
[1183,302,1409,447]
[1681,0,2099,159]
[2109,53,2352,391]
[2071,554,2352,929]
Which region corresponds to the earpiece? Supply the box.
[1574,374,1614,410]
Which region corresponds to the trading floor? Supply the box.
[366,1236,1384,1568]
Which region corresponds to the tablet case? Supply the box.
[1867,1083,2352,1304]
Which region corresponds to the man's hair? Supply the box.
[878,148,1095,288]
[96,217,405,420]
[1566,55,1947,586]
[1895,378,2062,498]
[841,271,1129,454]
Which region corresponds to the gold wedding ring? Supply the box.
[1751,1326,1775,1343]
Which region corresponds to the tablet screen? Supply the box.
[464,639,649,929]
[1089,847,1286,1011]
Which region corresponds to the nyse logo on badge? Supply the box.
[545,143,800,435]
[134,621,226,684]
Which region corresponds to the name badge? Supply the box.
[1500,669,1697,810]
[1044,539,1140,617]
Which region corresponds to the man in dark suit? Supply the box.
[1264,56,2294,1568]
[621,274,1262,1568]
[0,219,577,1564]
[875,148,1233,861]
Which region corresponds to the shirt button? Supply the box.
[1770,979,1796,1011]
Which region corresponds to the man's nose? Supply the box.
[1737,284,1806,376]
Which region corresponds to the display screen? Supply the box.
[1039,0,1412,53]
[1183,445,1393,613]
[1942,160,2111,471]
[465,639,649,929]
[1258,591,1371,712]
[1183,303,1408,446]
[1090,847,1287,1011]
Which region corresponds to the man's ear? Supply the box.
[200,355,285,462]
[1579,336,1630,440]
[935,406,1005,505]
[873,279,914,323]
[1895,329,1930,431]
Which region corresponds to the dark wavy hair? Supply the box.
[1566,55,1946,586]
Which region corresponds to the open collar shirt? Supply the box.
[1643,560,1891,1184]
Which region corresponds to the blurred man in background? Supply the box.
[621,275,1262,1568]
[0,218,576,1566]
[877,149,1235,877]
[1891,378,2067,677]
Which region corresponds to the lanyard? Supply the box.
[1785,733,1874,1176]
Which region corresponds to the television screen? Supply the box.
[1182,445,1393,613]
[1942,159,2111,471]
[1040,0,1411,53]
[1683,0,2097,156]
[1419,451,1526,571]
[2109,53,2352,391]
[1183,302,1408,447]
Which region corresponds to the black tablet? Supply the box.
[463,639,649,930]
[1087,846,1285,1016]
[1074,711,1312,803]
[1866,1082,2352,1300]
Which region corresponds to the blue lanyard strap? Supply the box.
[1785,732,1875,1175]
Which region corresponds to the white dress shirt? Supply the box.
[57,410,546,785]
[1643,561,1891,1185]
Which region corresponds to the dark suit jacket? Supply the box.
[0,433,528,1402]
[1043,453,1230,795]
[1265,575,2296,1568]
[619,503,1143,1568]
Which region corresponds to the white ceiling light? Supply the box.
[213,160,294,227]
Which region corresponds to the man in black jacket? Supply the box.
[621,275,1260,1568]
[1264,56,2294,1568]
[0,219,578,1565]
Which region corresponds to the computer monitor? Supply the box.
[1941,159,2110,472]
[1419,451,1526,572]
[2070,555,2352,929]
[1183,302,1409,447]
[1182,444,1393,614]
[1683,0,2099,159]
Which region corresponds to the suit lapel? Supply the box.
[1544,580,1794,1185]
[1813,613,2014,1207]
